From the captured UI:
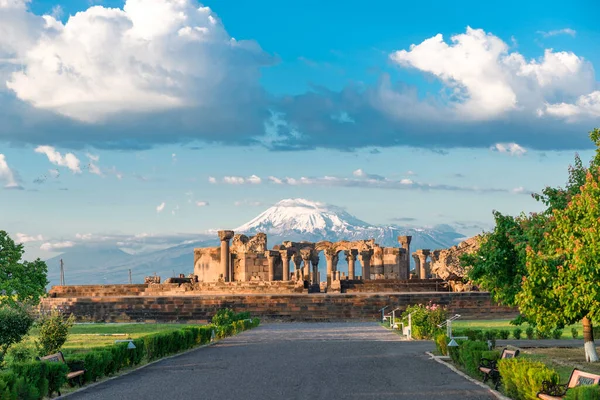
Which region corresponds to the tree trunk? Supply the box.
[582,316,599,362]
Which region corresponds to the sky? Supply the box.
[0,0,599,261]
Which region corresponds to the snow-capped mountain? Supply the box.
[45,198,466,286]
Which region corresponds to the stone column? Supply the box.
[325,248,336,286]
[359,250,373,281]
[412,253,421,279]
[312,255,319,284]
[417,249,430,279]
[218,230,234,282]
[265,250,278,282]
[398,235,412,280]
[292,255,302,281]
[372,247,384,279]
[345,250,357,279]
[279,250,290,281]
[300,248,312,282]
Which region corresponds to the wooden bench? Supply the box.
[479,348,520,390]
[38,351,85,397]
[537,369,600,399]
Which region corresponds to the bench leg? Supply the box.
[482,372,489,383]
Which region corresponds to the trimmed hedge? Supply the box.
[0,317,260,399]
[497,357,559,400]
[564,385,600,400]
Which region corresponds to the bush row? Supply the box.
[452,327,563,341]
[0,317,260,399]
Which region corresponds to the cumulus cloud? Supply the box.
[156,202,166,212]
[543,91,600,120]
[15,233,44,243]
[223,176,246,184]
[492,142,527,156]
[212,170,531,194]
[247,174,261,184]
[34,146,81,173]
[0,154,21,188]
[208,176,217,184]
[195,201,209,206]
[40,241,75,251]
[537,28,577,38]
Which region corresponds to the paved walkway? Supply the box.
[68,323,494,400]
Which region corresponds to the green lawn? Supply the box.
[25,323,204,355]
[452,319,584,340]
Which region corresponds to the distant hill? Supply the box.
[47,198,466,286]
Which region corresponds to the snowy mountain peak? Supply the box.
[234,198,371,235]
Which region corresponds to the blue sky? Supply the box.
[0,0,598,260]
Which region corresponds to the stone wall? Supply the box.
[342,279,449,293]
[40,292,517,322]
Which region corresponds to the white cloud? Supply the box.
[208,176,217,184]
[268,176,282,184]
[353,169,365,177]
[195,201,209,207]
[75,233,94,240]
[493,142,527,156]
[15,233,44,243]
[172,153,177,163]
[85,153,103,176]
[234,200,263,207]
[105,166,123,179]
[400,179,413,185]
[544,91,600,121]
[389,27,596,120]
[537,28,576,38]
[34,145,81,173]
[48,168,60,178]
[156,202,166,212]
[223,176,245,184]
[0,0,269,123]
[0,154,20,188]
[247,174,261,184]
[407,170,416,176]
[40,241,75,251]
[171,205,179,215]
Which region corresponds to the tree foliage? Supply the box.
[519,170,600,329]
[0,230,48,308]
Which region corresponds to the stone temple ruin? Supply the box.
[192,230,461,293]
[42,231,511,323]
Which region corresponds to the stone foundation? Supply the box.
[40,292,517,322]
[341,279,449,293]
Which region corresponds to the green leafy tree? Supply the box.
[0,306,34,364]
[36,310,75,355]
[518,170,600,362]
[0,230,48,307]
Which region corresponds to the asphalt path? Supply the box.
[68,323,495,400]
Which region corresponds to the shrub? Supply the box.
[513,328,522,340]
[498,358,559,400]
[4,342,36,365]
[571,327,579,339]
[459,328,484,341]
[499,330,510,340]
[484,330,498,348]
[401,302,448,340]
[212,308,235,326]
[551,328,563,340]
[525,326,535,339]
[481,350,501,362]
[458,341,489,376]
[565,385,600,400]
[536,328,551,340]
[435,334,448,356]
[0,306,34,364]
[35,310,75,356]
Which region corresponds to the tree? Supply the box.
[0,230,48,307]
[36,310,75,355]
[518,170,600,362]
[0,306,34,364]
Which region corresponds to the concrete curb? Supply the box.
[59,340,220,398]
[426,352,512,400]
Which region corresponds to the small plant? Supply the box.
[401,302,448,340]
[35,309,75,356]
[4,341,37,365]
[435,333,448,356]
[551,328,563,340]
[499,330,510,340]
[525,326,535,339]
[571,327,579,339]
[565,384,600,400]
[513,328,522,340]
